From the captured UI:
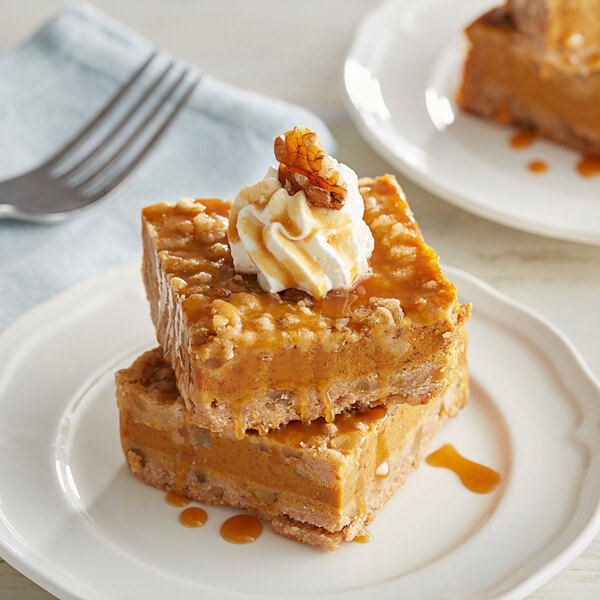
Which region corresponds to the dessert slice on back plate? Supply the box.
[116,347,469,550]
[458,2,600,155]
[508,0,600,69]
[142,128,469,436]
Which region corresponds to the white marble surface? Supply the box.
[0,0,599,598]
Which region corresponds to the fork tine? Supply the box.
[85,76,200,202]
[43,50,158,170]
[55,58,175,181]
[72,67,191,191]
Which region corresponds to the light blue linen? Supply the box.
[0,2,334,330]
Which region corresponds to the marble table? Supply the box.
[1,1,598,597]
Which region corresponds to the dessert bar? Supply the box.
[508,0,600,69]
[457,5,600,155]
[142,175,469,436]
[116,347,469,550]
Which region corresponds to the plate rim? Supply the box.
[0,260,599,600]
[342,0,600,246]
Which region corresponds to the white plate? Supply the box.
[0,262,599,600]
[343,0,600,245]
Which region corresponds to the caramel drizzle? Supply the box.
[426,444,501,494]
[267,404,389,450]
[317,379,336,423]
[232,401,247,441]
[166,492,190,507]
[298,387,310,423]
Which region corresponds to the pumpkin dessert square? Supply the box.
[457,3,600,155]
[116,346,469,551]
[141,128,470,437]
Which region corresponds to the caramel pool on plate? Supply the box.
[426,444,501,494]
[577,155,600,177]
[527,160,548,174]
[179,507,208,528]
[510,129,536,149]
[220,515,262,544]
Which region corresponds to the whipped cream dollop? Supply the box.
[228,160,374,299]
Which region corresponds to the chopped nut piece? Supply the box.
[330,431,364,453]
[212,315,228,329]
[375,461,390,478]
[192,428,212,447]
[274,126,347,210]
[126,449,144,474]
[207,285,232,298]
[193,470,206,483]
[210,486,224,498]
[251,486,278,505]
[281,288,314,306]
[169,277,187,293]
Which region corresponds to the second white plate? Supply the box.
[343,0,600,245]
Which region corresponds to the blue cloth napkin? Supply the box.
[0,2,334,331]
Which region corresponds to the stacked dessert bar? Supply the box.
[458,0,600,154]
[115,128,470,550]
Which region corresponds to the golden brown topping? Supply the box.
[274,126,347,210]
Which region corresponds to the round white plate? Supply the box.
[0,262,599,600]
[343,0,600,245]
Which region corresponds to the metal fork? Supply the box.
[0,52,200,222]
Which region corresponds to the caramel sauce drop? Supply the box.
[166,492,191,507]
[426,444,501,494]
[179,507,208,527]
[577,154,600,177]
[353,531,372,544]
[528,160,548,174]
[510,129,536,149]
[220,515,263,544]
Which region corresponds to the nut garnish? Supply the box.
[274,126,347,210]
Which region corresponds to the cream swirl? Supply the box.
[228,161,374,299]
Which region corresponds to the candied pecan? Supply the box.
[274,127,347,209]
